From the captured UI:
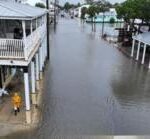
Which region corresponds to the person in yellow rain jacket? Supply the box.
[12,93,22,116]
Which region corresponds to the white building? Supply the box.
[86,8,124,23]
[26,0,46,6]
[0,0,48,123]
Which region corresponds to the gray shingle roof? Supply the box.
[0,1,47,20]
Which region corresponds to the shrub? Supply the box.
[110,17,115,23]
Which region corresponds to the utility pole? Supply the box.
[46,0,50,60]
[54,0,57,26]
[102,11,104,37]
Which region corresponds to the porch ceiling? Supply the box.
[0,1,47,20]
[133,32,150,46]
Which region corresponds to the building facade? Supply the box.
[86,8,124,23]
[0,0,48,123]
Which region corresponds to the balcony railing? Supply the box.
[0,39,24,59]
[0,24,46,60]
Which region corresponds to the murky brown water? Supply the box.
[2,19,150,138]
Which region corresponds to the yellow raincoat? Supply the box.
[12,93,22,109]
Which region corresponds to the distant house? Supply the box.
[86,8,124,23]
[0,0,48,123]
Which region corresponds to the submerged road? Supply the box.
[4,19,150,138]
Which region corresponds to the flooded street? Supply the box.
[3,19,150,138]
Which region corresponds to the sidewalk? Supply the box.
[0,70,44,136]
[115,43,150,69]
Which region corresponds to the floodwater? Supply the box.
[3,19,150,138]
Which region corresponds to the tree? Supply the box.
[35,2,46,8]
[110,17,115,23]
[77,2,81,7]
[63,2,72,11]
[116,0,150,32]
[81,7,88,19]
[87,6,97,22]
[113,2,119,8]
[116,0,150,23]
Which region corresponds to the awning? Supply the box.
[133,32,150,45]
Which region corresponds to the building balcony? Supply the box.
[0,24,46,66]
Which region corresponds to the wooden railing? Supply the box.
[0,24,46,60]
[0,39,24,59]
[25,28,40,59]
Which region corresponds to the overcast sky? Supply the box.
[27,0,125,6]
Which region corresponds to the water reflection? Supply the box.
[1,19,150,138]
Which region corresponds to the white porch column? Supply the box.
[148,57,150,69]
[23,67,31,124]
[0,68,2,88]
[131,39,135,57]
[127,24,130,31]
[141,44,147,64]
[30,21,33,34]
[44,15,48,60]
[136,41,141,60]
[42,42,45,68]
[36,18,38,29]
[39,46,43,79]
[35,53,40,90]
[22,21,27,60]
[43,40,46,66]
[31,60,37,105]
[31,61,35,93]
[44,35,47,62]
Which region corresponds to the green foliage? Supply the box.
[110,17,115,23]
[77,2,81,7]
[94,6,102,14]
[64,2,72,11]
[116,0,150,23]
[86,3,110,22]
[81,7,88,19]
[35,2,45,8]
[87,6,97,18]
[63,2,81,11]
